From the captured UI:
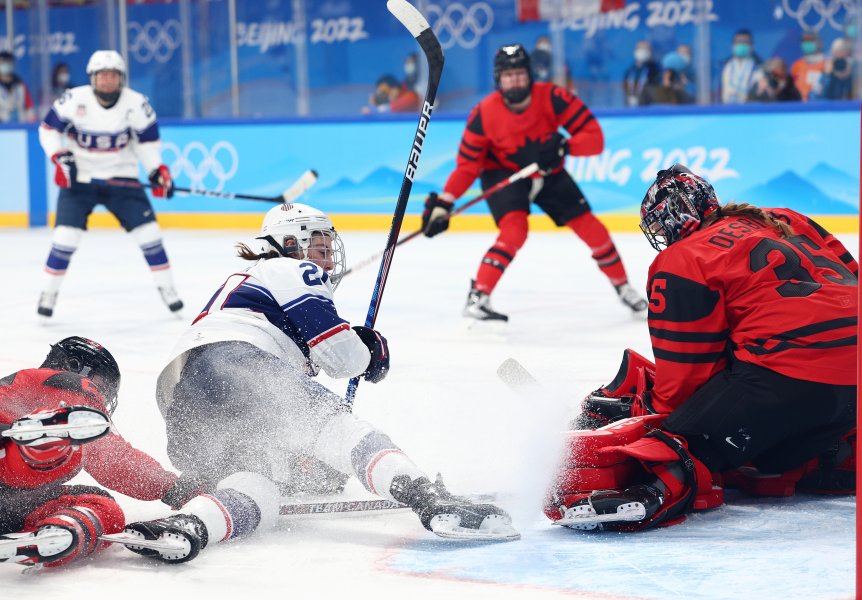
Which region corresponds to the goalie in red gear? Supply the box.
[421,43,647,322]
[546,165,857,531]
[0,337,204,568]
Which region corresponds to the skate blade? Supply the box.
[553,502,646,529]
[100,532,189,555]
[0,529,73,563]
[429,514,521,542]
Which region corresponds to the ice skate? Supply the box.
[615,283,648,315]
[0,526,74,565]
[158,286,184,315]
[463,285,508,322]
[390,474,519,541]
[555,484,663,531]
[116,514,207,564]
[37,292,57,319]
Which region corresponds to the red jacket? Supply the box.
[0,368,178,500]
[647,209,858,413]
[443,82,603,199]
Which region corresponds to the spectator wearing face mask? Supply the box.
[530,35,576,92]
[50,62,73,102]
[641,52,694,106]
[0,50,36,123]
[361,74,419,114]
[791,31,826,101]
[403,52,423,97]
[622,40,660,107]
[821,38,852,100]
[721,29,762,104]
[749,57,802,102]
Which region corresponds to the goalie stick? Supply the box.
[344,0,444,409]
[90,168,318,204]
[341,162,540,278]
[278,492,497,517]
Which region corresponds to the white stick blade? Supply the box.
[386,0,430,37]
[281,169,318,203]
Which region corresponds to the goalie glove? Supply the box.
[352,326,389,383]
[148,164,174,199]
[51,150,76,188]
[421,192,453,238]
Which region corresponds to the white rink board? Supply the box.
[0,229,855,600]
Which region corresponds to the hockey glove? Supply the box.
[536,132,568,173]
[421,193,453,238]
[149,164,174,199]
[161,473,209,509]
[51,150,76,188]
[352,326,390,383]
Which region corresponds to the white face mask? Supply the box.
[536,41,551,53]
[634,48,651,63]
[0,62,13,76]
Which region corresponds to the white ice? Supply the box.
[0,227,856,599]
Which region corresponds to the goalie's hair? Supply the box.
[235,242,280,261]
[702,202,794,239]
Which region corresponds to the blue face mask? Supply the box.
[732,43,751,58]
[847,26,857,38]
[801,41,818,55]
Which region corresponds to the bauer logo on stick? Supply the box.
[406,101,434,182]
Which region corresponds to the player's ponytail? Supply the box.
[704,202,794,238]
[235,242,280,261]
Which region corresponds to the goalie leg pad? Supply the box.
[547,416,722,530]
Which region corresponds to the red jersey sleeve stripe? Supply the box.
[307,323,351,348]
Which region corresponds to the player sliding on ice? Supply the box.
[544,165,857,531]
[114,203,518,563]
[0,337,210,568]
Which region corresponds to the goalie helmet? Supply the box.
[40,336,121,415]
[258,203,346,289]
[639,164,720,251]
[493,44,533,103]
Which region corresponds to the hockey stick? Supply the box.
[343,0,444,409]
[278,492,497,517]
[342,162,540,278]
[89,169,318,204]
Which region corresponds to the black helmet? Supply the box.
[41,337,121,414]
[493,44,533,103]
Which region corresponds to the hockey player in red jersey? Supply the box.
[545,164,857,531]
[0,337,207,567]
[422,43,647,321]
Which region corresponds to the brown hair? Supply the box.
[702,202,794,238]
[235,242,280,261]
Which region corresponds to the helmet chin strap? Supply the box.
[258,235,301,259]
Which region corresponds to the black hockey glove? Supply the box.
[161,473,209,509]
[536,132,568,173]
[421,193,453,238]
[352,326,390,384]
[571,388,636,430]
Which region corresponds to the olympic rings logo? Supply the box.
[162,141,239,191]
[781,0,854,32]
[128,19,182,64]
[425,2,494,50]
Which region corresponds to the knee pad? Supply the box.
[495,210,529,254]
[547,416,722,530]
[130,221,163,246]
[51,226,84,250]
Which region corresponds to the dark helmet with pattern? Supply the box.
[40,336,121,414]
[640,164,720,251]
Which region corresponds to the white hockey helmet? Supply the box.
[86,50,126,77]
[258,203,346,289]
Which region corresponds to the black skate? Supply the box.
[616,283,648,314]
[37,292,57,319]
[390,475,520,541]
[109,514,208,564]
[555,484,663,531]
[463,285,508,322]
[158,286,184,314]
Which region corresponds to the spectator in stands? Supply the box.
[362,74,420,114]
[821,38,852,100]
[623,40,660,107]
[0,50,36,123]
[675,43,696,97]
[749,57,802,102]
[791,31,826,101]
[403,52,422,97]
[721,29,761,104]
[531,35,576,92]
[641,51,694,105]
[49,62,73,102]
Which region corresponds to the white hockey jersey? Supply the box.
[38,85,163,182]
[156,257,371,415]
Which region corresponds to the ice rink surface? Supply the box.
[0,227,855,599]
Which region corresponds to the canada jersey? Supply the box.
[39,85,163,182]
[0,368,178,498]
[647,209,857,413]
[158,257,370,411]
[443,82,604,199]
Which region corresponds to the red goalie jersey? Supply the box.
[443,82,603,199]
[0,368,178,499]
[647,208,858,413]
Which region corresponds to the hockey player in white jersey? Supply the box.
[114,203,518,563]
[36,49,183,319]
